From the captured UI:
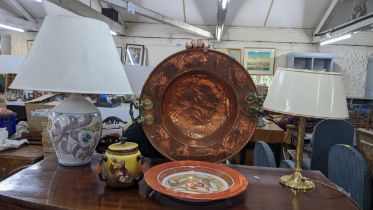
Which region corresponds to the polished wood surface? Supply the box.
[0,155,359,210]
[251,120,284,143]
[0,145,43,180]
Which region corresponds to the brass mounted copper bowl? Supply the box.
[140,49,257,163]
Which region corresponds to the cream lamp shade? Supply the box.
[263,68,348,119]
[10,15,133,95]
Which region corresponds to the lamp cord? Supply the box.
[302,177,362,210]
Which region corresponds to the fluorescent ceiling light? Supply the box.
[320,33,352,46]
[221,0,229,9]
[110,30,117,35]
[0,23,24,32]
[216,26,223,41]
[34,0,42,2]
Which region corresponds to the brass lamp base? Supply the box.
[279,116,315,191]
[279,170,315,190]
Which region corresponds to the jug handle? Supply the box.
[97,156,107,181]
[136,155,145,181]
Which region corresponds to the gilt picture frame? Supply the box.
[27,40,33,52]
[244,48,275,75]
[215,48,242,64]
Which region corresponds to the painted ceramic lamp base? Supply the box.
[47,94,102,166]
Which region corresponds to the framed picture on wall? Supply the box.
[125,44,144,65]
[27,40,33,52]
[244,48,275,75]
[215,48,242,64]
[116,47,123,62]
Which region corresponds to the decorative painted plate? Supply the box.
[144,160,248,202]
[140,49,257,162]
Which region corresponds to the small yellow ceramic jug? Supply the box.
[97,139,143,188]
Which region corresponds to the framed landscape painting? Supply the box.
[244,48,275,75]
[215,48,242,64]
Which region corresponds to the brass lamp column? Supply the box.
[263,68,349,191]
[279,117,315,190]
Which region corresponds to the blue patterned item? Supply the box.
[279,160,295,169]
[309,120,354,176]
[328,144,371,210]
[253,141,276,168]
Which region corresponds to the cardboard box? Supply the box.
[25,94,59,131]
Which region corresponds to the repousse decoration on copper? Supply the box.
[140,49,257,162]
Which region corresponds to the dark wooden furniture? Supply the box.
[356,128,373,178]
[239,121,285,165]
[0,155,359,210]
[251,120,284,143]
[0,145,43,180]
[347,98,373,129]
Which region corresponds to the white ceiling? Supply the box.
[0,0,334,29]
[120,0,333,28]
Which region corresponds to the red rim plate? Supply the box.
[144,160,248,202]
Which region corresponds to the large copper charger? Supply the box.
[140,49,257,162]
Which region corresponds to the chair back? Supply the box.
[328,144,371,210]
[253,141,276,168]
[311,119,354,176]
[279,160,295,169]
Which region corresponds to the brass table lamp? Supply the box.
[263,68,349,190]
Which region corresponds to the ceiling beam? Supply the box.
[313,12,373,43]
[313,0,338,36]
[101,0,215,39]
[0,12,38,31]
[47,0,125,35]
[216,0,229,41]
[4,0,36,23]
[263,0,275,27]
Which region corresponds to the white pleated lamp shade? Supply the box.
[263,68,349,119]
[10,15,133,95]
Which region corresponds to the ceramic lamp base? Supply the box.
[47,94,102,166]
[279,170,315,190]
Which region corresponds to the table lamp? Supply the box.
[263,68,348,190]
[10,16,133,166]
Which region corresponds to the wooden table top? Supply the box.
[0,156,359,210]
[252,120,284,143]
[0,145,43,159]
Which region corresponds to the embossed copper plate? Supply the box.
[144,160,248,202]
[140,49,257,162]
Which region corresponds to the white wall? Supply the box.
[7,23,373,97]
[319,45,373,97]
[116,24,317,68]
[365,58,373,99]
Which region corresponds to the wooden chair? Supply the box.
[356,128,373,181]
